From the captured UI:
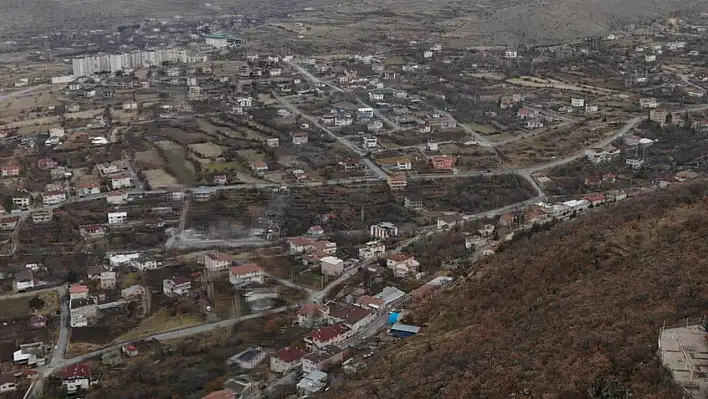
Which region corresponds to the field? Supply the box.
[134,150,165,169]
[204,161,240,172]
[466,123,498,135]
[154,140,197,185]
[0,291,59,321]
[189,142,224,158]
[144,168,179,188]
[117,309,203,342]
[236,149,267,163]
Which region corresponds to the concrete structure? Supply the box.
[163,277,191,297]
[270,347,308,373]
[205,252,232,271]
[107,211,127,225]
[229,264,264,286]
[72,48,202,76]
[659,325,708,398]
[227,347,269,369]
[370,222,398,239]
[205,33,228,48]
[13,270,34,292]
[320,256,344,276]
[61,363,92,393]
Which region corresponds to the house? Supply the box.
[121,285,146,301]
[296,303,330,328]
[77,181,101,196]
[326,303,375,331]
[96,162,121,176]
[292,132,309,145]
[639,97,659,108]
[304,323,351,349]
[297,370,328,395]
[286,237,316,254]
[584,145,620,164]
[163,277,191,297]
[362,136,378,149]
[270,347,308,373]
[585,104,599,113]
[368,91,385,101]
[675,171,700,181]
[69,284,89,300]
[107,211,127,225]
[1,160,20,177]
[61,363,92,393]
[79,224,105,239]
[429,155,455,170]
[562,199,591,213]
[606,189,628,202]
[517,108,535,119]
[584,193,607,206]
[250,161,268,175]
[389,322,421,338]
[0,374,16,393]
[301,346,349,374]
[404,194,424,211]
[571,98,585,108]
[377,156,412,171]
[358,241,385,260]
[307,225,325,236]
[338,158,362,171]
[229,264,264,286]
[106,191,128,205]
[37,158,58,170]
[121,344,138,357]
[266,138,280,147]
[626,158,645,169]
[99,272,117,290]
[437,213,466,230]
[650,108,668,125]
[320,256,344,276]
[70,296,98,327]
[205,252,233,271]
[387,173,407,190]
[384,253,420,278]
[0,216,19,230]
[12,195,30,208]
[505,49,518,58]
[478,224,496,237]
[645,54,657,62]
[440,115,457,129]
[370,222,398,239]
[13,270,34,292]
[109,174,132,190]
[42,190,66,206]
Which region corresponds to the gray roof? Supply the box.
[390,322,421,334]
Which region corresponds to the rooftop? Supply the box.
[271,346,307,363]
[230,263,263,275]
[61,363,92,379]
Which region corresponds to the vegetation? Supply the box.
[323,181,708,399]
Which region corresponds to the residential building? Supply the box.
[307,225,325,236]
[42,190,66,206]
[106,191,128,205]
[585,104,599,113]
[121,285,146,301]
[286,237,316,254]
[363,136,378,149]
[292,132,309,145]
[440,115,457,129]
[99,272,117,290]
[205,33,228,48]
[377,156,412,171]
[270,347,308,373]
[266,138,280,147]
[163,277,191,297]
[61,363,92,393]
[571,98,585,108]
[404,194,424,211]
[77,181,101,196]
[122,344,138,357]
[250,161,268,175]
[107,212,127,225]
[301,346,349,374]
[227,347,269,369]
[639,98,659,108]
[229,264,265,286]
[79,224,105,239]
[311,240,337,255]
[606,189,628,202]
[304,323,351,349]
[370,222,398,239]
[297,370,328,395]
[650,108,668,125]
[562,199,591,213]
[12,195,30,208]
[192,187,216,202]
[437,212,466,229]
[13,270,34,292]
[584,145,620,164]
[358,241,385,260]
[626,158,645,169]
[0,160,20,177]
[517,107,536,119]
[387,173,407,190]
[70,296,98,327]
[584,193,607,206]
[326,302,375,331]
[205,252,232,271]
[29,315,47,329]
[0,374,16,393]
[69,284,90,300]
[320,256,344,276]
[505,49,518,58]
[429,155,455,170]
[296,303,330,328]
[109,174,132,190]
[0,216,19,230]
[384,253,420,278]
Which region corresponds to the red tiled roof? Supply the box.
[288,237,316,246]
[251,161,267,168]
[305,323,350,343]
[271,346,307,363]
[69,284,89,294]
[201,390,236,399]
[61,363,91,379]
[43,190,64,196]
[230,263,263,275]
[206,252,232,262]
[327,303,373,325]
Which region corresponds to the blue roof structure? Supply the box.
[388,312,400,323]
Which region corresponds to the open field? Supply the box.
[116,309,203,342]
[204,161,240,172]
[144,168,179,188]
[154,140,196,185]
[467,123,498,135]
[236,149,267,163]
[189,142,224,158]
[0,291,59,321]
[134,150,165,169]
[507,76,615,94]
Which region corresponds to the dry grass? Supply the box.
[116,309,202,342]
[189,142,224,158]
[144,169,179,188]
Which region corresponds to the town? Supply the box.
[0,10,706,399]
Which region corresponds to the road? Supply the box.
[27,304,302,398]
[2,213,26,257]
[49,286,69,366]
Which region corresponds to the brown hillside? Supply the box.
[324,182,708,399]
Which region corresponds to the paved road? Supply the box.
[49,286,69,366]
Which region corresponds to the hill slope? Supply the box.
[324,182,708,399]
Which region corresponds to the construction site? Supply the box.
[659,324,708,398]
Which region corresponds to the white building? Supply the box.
[204,252,232,271]
[109,174,132,190]
[639,98,659,109]
[270,347,307,373]
[363,136,378,149]
[571,98,585,108]
[229,264,265,286]
[163,277,191,297]
[423,51,433,59]
[49,128,65,138]
[505,49,518,59]
[205,34,228,48]
[72,48,202,76]
[358,241,385,260]
[370,222,398,239]
[107,212,127,225]
[584,145,620,164]
[626,158,645,169]
[12,196,30,208]
[320,256,344,276]
[42,190,66,207]
[562,199,590,213]
[645,54,657,62]
[585,104,599,113]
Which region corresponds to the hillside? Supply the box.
[323,182,708,399]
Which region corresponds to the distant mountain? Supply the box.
[322,181,708,399]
